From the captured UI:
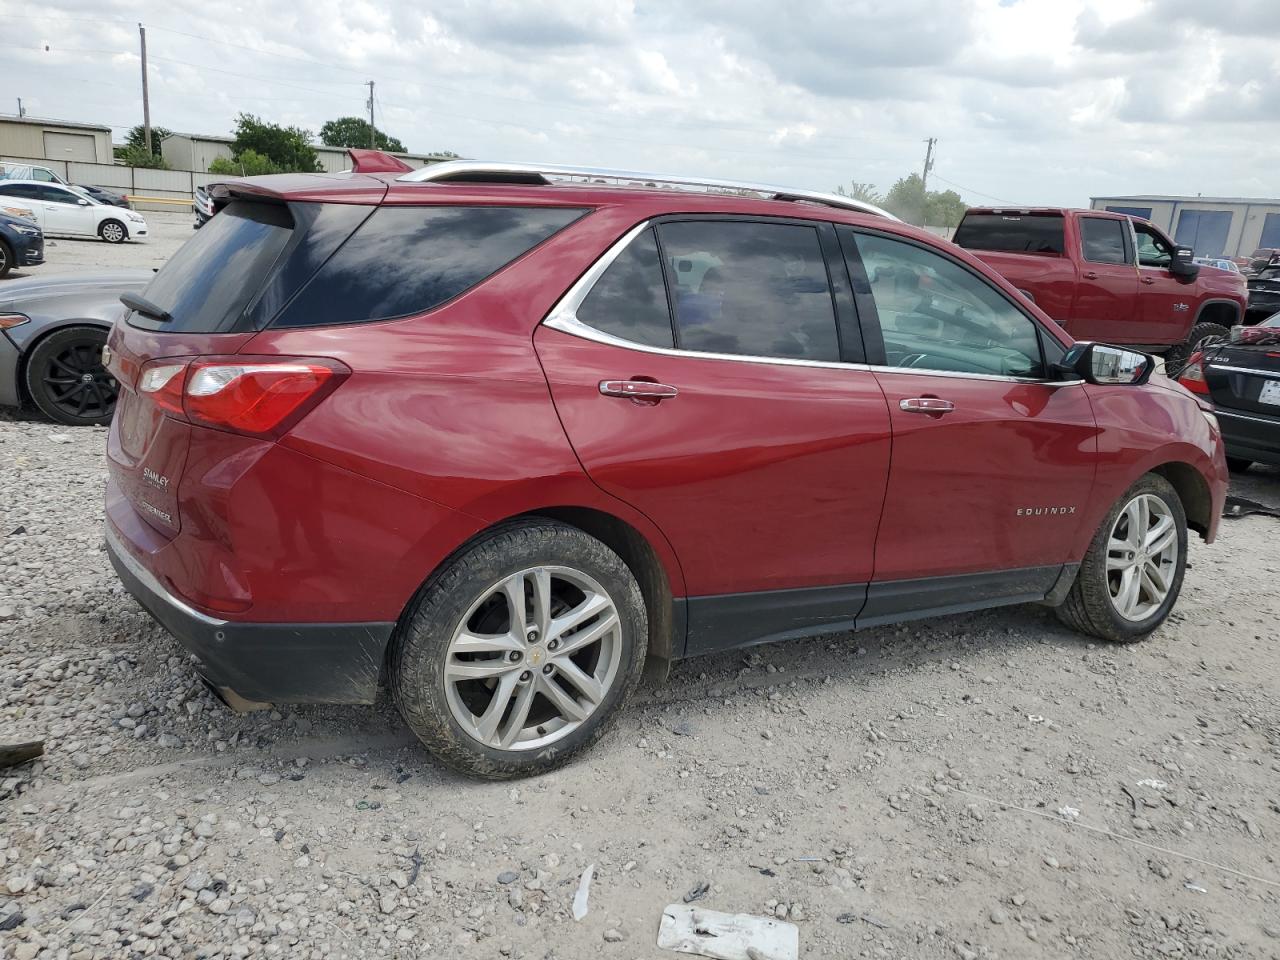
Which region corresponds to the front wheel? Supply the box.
[391,520,648,779]
[98,219,127,244]
[1054,474,1187,642]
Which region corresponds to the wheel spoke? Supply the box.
[498,680,537,748]
[501,573,528,636]
[553,659,604,705]
[549,592,612,643]
[75,388,89,415]
[537,673,589,722]
[555,610,619,658]
[1146,523,1175,557]
[1144,559,1170,596]
[445,659,518,682]
[474,671,521,744]
[1115,566,1140,617]
[451,631,524,655]
[50,357,81,377]
[530,567,552,638]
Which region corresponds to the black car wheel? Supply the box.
[0,240,12,279]
[24,326,118,426]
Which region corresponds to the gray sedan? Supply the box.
[0,271,150,426]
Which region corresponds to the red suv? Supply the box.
[104,157,1227,778]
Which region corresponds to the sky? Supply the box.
[1,0,1278,207]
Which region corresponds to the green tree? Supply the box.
[924,188,967,230]
[124,124,173,159]
[319,116,405,153]
[229,113,320,173]
[834,181,883,205]
[883,173,928,225]
[114,124,172,168]
[209,150,280,177]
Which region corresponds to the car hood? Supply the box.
[0,270,154,307]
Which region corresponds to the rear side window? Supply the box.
[133,200,294,332]
[657,220,839,361]
[1080,217,1129,265]
[0,184,39,200]
[576,228,674,348]
[953,214,1065,255]
[272,205,586,328]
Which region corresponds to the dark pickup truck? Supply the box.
[953,207,1248,369]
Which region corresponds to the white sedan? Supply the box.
[0,180,147,244]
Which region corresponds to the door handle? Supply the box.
[1141,276,1155,284]
[1083,270,1099,280]
[599,379,678,402]
[900,397,954,414]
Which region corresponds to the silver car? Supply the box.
[0,271,150,425]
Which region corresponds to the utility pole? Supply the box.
[921,137,937,194]
[16,98,24,118]
[139,23,152,156]
[366,80,376,149]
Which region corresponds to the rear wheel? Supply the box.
[391,519,647,779]
[1226,457,1252,473]
[24,326,118,426]
[1054,474,1187,643]
[1164,322,1230,377]
[98,219,127,244]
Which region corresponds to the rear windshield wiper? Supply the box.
[120,292,174,324]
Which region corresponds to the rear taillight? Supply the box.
[1178,352,1210,395]
[135,356,348,438]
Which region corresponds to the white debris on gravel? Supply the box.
[3,338,1280,958]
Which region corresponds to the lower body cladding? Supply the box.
[1214,406,1280,466]
[108,514,1078,705]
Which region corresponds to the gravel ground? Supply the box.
[2,229,1279,959]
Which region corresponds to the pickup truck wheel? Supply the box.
[1165,322,1230,377]
[1053,474,1187,643]
[391,519,648,779]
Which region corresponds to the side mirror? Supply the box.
[1055,342,1155,385]
[77,198,90,206]
[1169,245,1199,281]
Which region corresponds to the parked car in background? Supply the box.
[1179,313,1280,471]
[104,156,1226,778]
[1246,262,1280,321]
[1245,248,1280,274]
[1,270,148,424]
[1193,256,1241,273]
[1,160,131,208]
[0,210,44,279]
[952,207,1248,372]
[193,184,215,228]
[0,181,148,243]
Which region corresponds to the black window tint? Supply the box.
[273,205,586,328]
[133,200,294,332]
[0,184,39,200]
[855,232,1044,378]
[40,186,77,204]
[576,228,673,348]
[1080,217,1128,265]
[657,220,838,361]
[953,214,1064,255]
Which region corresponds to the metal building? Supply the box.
[0,114,113,164]
[1090,194,1280,259]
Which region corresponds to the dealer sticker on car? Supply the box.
[1260,379,1280,405]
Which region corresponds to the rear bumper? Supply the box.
[1214,406,1280,465]
[106,523,394,704]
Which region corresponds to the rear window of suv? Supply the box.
[271,205,586,328]
[953,214,1065,255]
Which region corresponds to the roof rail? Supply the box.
[398,160,899,221]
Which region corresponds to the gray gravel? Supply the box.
[2,229,1279,958]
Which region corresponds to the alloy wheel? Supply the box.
[0,244,9,274]
[101,222,125,243]
[40,340,118,420]
[444,566,622,751]
[1106,493,1178,621]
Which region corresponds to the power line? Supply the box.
[929,173,1016,205]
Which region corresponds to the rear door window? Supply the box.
[953,214,1065,255]
[656,220,840,361]
[575,227,674,348]
[131,200,294,332]
[272,205,586,328]
[1080,217,1130,265]
[0,184,39,201]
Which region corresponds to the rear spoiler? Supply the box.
[347,149,413,174]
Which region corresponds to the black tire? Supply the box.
[98,219,128,244]
[1053,474,1187,643]
[1165,321,1230,376]
[23,326,118,426]
[0,240,12,279]
[1226,457,1252,474]
[391,519,648,779]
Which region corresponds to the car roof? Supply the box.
[964,206,1133,219]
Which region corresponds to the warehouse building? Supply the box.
[1091,194,1280,259]
[0,114,113,164]
[161,132,445,174]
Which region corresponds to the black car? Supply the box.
[1246,261,1280,321]
[1180,314,1280,470]
[78,184,130,207]
[0,210,44,278]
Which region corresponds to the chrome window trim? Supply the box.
[1213,408,1280,425]
[1208,364,1280,379]
[542,220,1084,385]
